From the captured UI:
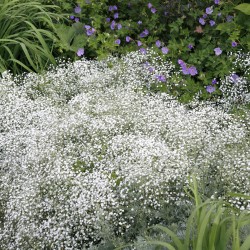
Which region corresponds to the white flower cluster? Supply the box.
[0,50,249,249]
[220,51,250,106]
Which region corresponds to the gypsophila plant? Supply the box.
[0,49,249,249]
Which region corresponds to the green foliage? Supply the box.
[146,177,250,250]
[235,3,250,16]
[0,0,64,75]
[52,0,249,104]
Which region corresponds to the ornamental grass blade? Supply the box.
[152,224,184,249]
[241,234,250,250]
[147,240,176,250]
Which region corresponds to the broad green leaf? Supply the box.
[234,3,250,15]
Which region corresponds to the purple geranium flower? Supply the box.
[155,40,161,48]
[147,3,153,9]
[203,13,208,18]
[137,41,142,46]
[181,65,189,75]
[232,41,237,47]
[206,85,216,93]
[86,28,95,36]
[138,20,142,25]
[84,25,91,30]
[209,20,216,26]
[126,36,131,42]
[69,15,75,20]
[114,13,119,19]
[74,17,80,22]
[139,48,147,54]
[115,39,121,45]
[74,5,81,14]
[230,73,239,82]
[117,23,122,30]
[140,29,149,38]
[178,59,186,66]
[188,66,198,76]
[161,47,169,54]
[206,7,213,15]
[106,18,110,22]
[188,44,194,50]
[148,67,154,73]
[113,5,118,11]
[156,75,166,82]
[76,48,84,56]
[214,47,222,56]
[151,8,157,13]
[212,79,217,84]
[110,20,116,30]
[214,0,220,4]
[199,18,206,25]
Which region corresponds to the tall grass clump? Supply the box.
[146,177,250,250]
[0,0,63,75]
[0,49,249,249]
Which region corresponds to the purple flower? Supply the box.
[84,25,91,30]
[214,47,222,56]
[226,15,233,22]
[140,29,149,38]
[126,36,131,42]
[86,28,95,36]
[117,23,122,30]
[106,18,110,22]
[138,20,142,25]
[156,75,166,82]
[76,48,84,56]
[110,20,116,30]
[137,41,142,46]
[232,41,237,47]
[161,47,169,54]
[178,59,185,66]
[155,40,161,48]
[69,15,75,20]
[151,8,157,13]
[188,66,198,76]
[212,79,217,84]
[199,18,206,25]
[139,48,147,54]
[206,7,213,15]
[230,73,239,82]
[74,17,80,22]
[209,20,216,26]
[74,5,81,14]
[181,65,189,75]
[188,44,194,50]
[115,39,121,45]
[203,13,208,18]
[147,3,153,9]
[214,0,220,4]
[148,67,154,72]
[108,6,118,11]
[114,13,119,19]
[206,85,216,93]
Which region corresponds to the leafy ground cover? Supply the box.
[0,49,249,249]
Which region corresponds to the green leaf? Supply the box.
[234,3,250,15]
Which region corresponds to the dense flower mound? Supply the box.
[0,50,249,249]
